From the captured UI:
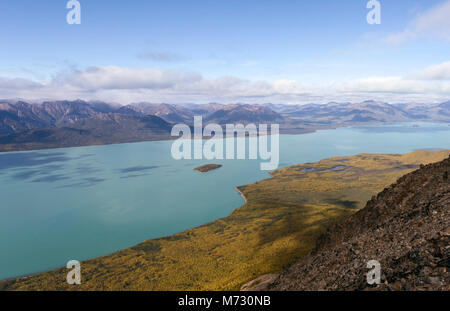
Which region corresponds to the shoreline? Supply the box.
[1,121,450,284]
[235,186,248,204]
[1,149,449,287]
[2,120,447,154]
[0,186,250,283]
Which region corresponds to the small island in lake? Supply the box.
[194,164,223,173]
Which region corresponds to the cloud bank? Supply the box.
[1,63,449,105]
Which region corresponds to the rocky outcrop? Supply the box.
[241,274,279,291]
[255,156,450,291]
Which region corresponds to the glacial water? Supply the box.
[0,122,449,280]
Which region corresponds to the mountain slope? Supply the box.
[204,104,284,124]
[1,100,449,152]
[257,155,450,291]
[0,101,50,134]
[132,103,194,123]
[0,100,115,135]
[279,101,413,123]
[0,113,173,152]
[266,100,450,124]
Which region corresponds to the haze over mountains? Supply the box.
[0,99,449,152]
[265,101,450,124]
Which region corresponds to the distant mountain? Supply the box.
[37,100,114,126]
[73,113,172,132]
[204,104,284,124]
[265,100,450,125]
[393,102,450,120]
[181,103,225,116]
[132,103,194,123]
[263,103,307,114]
[0,113,172,152]
[278,101,410,123]
[88,101,120,113]
[0,101,51,134]
[0,100,116,135]
[128,102,284,125]
[0,100,288,151]
[438,101,450,109]
[438,102,450,117]
[115,105,145,116]
[1,99,449,152]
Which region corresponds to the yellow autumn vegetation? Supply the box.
[2,150,448,291]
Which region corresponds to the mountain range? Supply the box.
[0,99,449,151]
[265,100,450,124]
[0,113,173,152]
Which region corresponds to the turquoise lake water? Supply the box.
[0,122,449,280]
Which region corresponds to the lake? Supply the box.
[1,122,449,280]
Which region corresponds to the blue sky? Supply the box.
[1,0,450,104]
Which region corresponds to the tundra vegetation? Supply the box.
[1,150,448,291]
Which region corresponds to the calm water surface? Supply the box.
[0,122,449,280]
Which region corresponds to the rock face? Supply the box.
[241,274,279,291]
[258,156,450,291]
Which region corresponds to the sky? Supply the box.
[0,0,450,105]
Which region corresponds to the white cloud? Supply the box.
[336,76,450,96]
[0,77,43,90]
[412,61,450,80]
[55,66,202,90]
[1,64,450,105]
[385,0,450,45]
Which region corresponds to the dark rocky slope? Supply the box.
[0,113,173,152]
[0,100,115,135]
[259,156,450,291]
[1,100,449,152]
